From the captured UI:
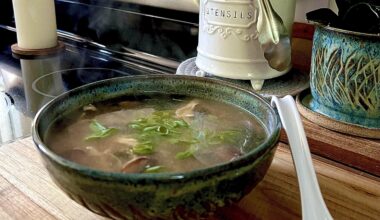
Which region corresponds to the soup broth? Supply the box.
[45,95,267,173]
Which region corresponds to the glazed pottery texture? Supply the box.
[310,26,380,128]
[33,75,280,220]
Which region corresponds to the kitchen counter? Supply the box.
[0,133,379,220]
[0,2,379,217]
[1,44,379,219]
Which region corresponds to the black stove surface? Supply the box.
[0,28,174,145]
[0,0,201,145]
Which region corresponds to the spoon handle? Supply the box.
[271,95,333,220]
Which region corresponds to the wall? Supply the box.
[294,0,329,22]
[119,0,331,22]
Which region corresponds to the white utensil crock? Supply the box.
[196,0,295,83]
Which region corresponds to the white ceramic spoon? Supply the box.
[271,95,333,220]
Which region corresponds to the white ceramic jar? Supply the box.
[196,0,296,89]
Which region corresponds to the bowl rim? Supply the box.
[311,21,380,38]
[32,74,281,183]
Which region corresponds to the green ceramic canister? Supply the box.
[309,25,380,129]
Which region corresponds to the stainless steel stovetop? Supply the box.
[0,0,199,144]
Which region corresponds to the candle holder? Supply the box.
[11,41,65,59]
[11,0,61,59]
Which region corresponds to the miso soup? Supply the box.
[45,95,267,173]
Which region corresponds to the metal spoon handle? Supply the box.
[257,0,292,71]
[271,95,333,220]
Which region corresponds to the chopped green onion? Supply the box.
[168,129,181,134]
[144,166,164,173]
[132,143,154,155]
[175,147,197,160]
[90,120,107,131]
[127,110,243,161]
[205,130,241,145]
[85,120,118,141]
[174,120,188,127]
[207,137,222,145]
[143,125,160,132]
[157,126,169,135]
[170,138,199,145]
[164,121,176,128]
[129,124,142,129]
[136,118,147,123]
[218,130,241,143]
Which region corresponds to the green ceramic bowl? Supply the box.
[32,75,280,219]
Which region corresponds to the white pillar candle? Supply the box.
[12,0,58,49]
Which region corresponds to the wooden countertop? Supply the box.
[1,23,379,219]
[0,122,379,220]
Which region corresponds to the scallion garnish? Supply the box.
[144,165,164,173]
[85,120,118,141]
[127,110,243,160]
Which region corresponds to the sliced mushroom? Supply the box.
[84,146,102,155]
[121,157,150,173]
[62,147,107,169]
[116,137,138,147]
[83,104,97,112]
[94,108,154,128]
[175,100,200,118]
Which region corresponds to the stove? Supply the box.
[0,0,199,145]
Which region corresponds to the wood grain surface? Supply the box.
[0,138,379,220]
[1,22,378,220]
[292,22,316,40]
[280,118,380,177]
